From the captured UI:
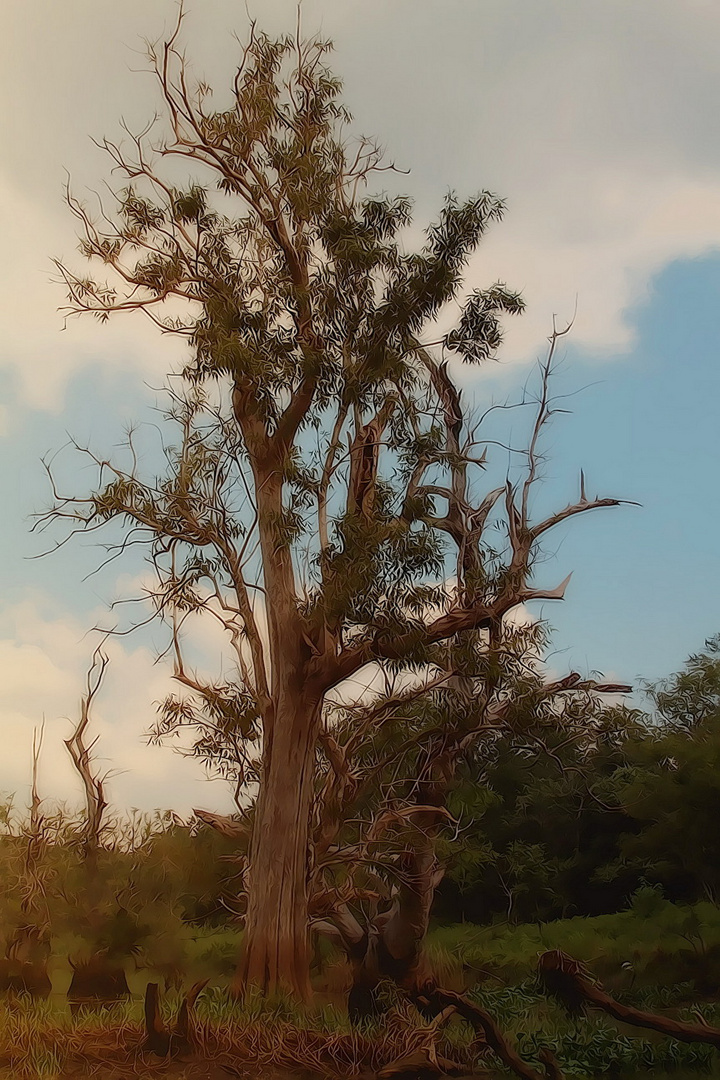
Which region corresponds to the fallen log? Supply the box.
[538,950,720,1049]
[378,1046,467,1079]
[378,1002,469,1080]
[415,985,564,1080]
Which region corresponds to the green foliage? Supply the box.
[602,638,720,904]
[651,634,720,730]
[0,803,246,986]
[517,1020,715,1079]
[425,637,720,927]
[630,883,669,920]
[52,21,531,789]
[429,901,720,993]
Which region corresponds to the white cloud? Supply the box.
[0,592,237,816]
[475,172,720,364]
[0,174,180,411]
[2,1,720,406]
[0,1,712,809]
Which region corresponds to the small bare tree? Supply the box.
[65,645,110,861]
[62,645,133,1010]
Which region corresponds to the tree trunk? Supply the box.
[348,842,444,1022]
[238,691,321,999]
[67,953,130,1015]
[234,449,327,999]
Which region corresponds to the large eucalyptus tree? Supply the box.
[51,16,626,997]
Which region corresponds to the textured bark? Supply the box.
[238,691,321,999]
[346,837,444,1021]
[348,399,397,520]
[233,439,330,1000]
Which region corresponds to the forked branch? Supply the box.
[64,644,110,857]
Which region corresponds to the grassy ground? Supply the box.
[0,989,484,1079]
[4,902,720,1079]
[178,899,720,992]
[426,899,720,991]
[1,977,719,1080]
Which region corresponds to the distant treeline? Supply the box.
[436,635,720,925]
[2,636,720,965]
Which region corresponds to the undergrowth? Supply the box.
[2,977,720,1080]
[428,900,720,989]
[4,903,720,1078]
[0,990,484,1080]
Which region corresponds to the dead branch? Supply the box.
[538,950,720,1047]
[29,723,44,838]
[193,808,249,839]
[64,644,110,856]
[416,985,564,1080]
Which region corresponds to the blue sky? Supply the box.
[1,0,720,813]
[519,253,720,686]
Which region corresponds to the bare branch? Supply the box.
[64,644,110,856]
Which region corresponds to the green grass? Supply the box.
[1,974,719,1079]
[427,900,720,989]
[158,900,720,992]
[4,903,720,1078]
[35,901,720,993]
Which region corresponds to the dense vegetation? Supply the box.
[2,612,719,1076]
[8,637,720,940]
[439,636,720,924]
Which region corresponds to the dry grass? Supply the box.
[0,990,482,1080]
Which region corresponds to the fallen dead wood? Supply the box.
[378,1003,468,1080]
[378,1045,467,1079]
[415,985,564,1080]
[538,950,720,1048]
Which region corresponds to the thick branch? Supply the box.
[539,951,720,1048]
[418,986,563,1080]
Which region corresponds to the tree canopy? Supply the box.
[46,17,630,998]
